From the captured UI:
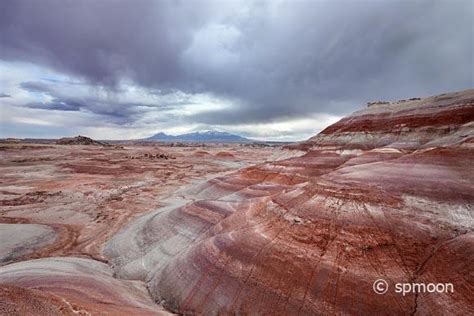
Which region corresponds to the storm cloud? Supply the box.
[17,79,187,125]
[0,0,472,139]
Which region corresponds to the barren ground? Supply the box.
[0,143,292,263]
[0,143,296,314]
[0,90,472,315]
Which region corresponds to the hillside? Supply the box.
[105,89,474,314]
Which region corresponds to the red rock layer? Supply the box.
[0,257,170,315]
[0,144,283,314]
[106,89,474,314]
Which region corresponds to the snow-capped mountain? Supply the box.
[145,130,251,143]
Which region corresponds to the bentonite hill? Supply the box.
[1,89,473,315]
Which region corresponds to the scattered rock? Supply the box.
[127,151,175,160]
[2,138,21,144]
[367,100,390,107]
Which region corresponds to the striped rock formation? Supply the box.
[0,142,289,314]
[0,257,170,315]
[105,89,474,314]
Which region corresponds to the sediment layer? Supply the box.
[106,89,474,314]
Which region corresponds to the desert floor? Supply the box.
[0,143,298,314]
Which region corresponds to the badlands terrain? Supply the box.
[1,89,473,315]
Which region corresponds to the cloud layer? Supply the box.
[0,0,472,140]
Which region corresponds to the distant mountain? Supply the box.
[146,132,177,141]
[145,130,251,143]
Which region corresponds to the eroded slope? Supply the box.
[106,89,474,314]
[0,144,284,314]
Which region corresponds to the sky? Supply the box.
[0,0,473,141]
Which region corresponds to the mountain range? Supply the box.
[145,130,251,143]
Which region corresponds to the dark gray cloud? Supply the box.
[0,0,211,86]
[25,100,83,112]
[18,80,163,124]
[1,0,473,127]
[0,93,11,98]
[20,81,53,94]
